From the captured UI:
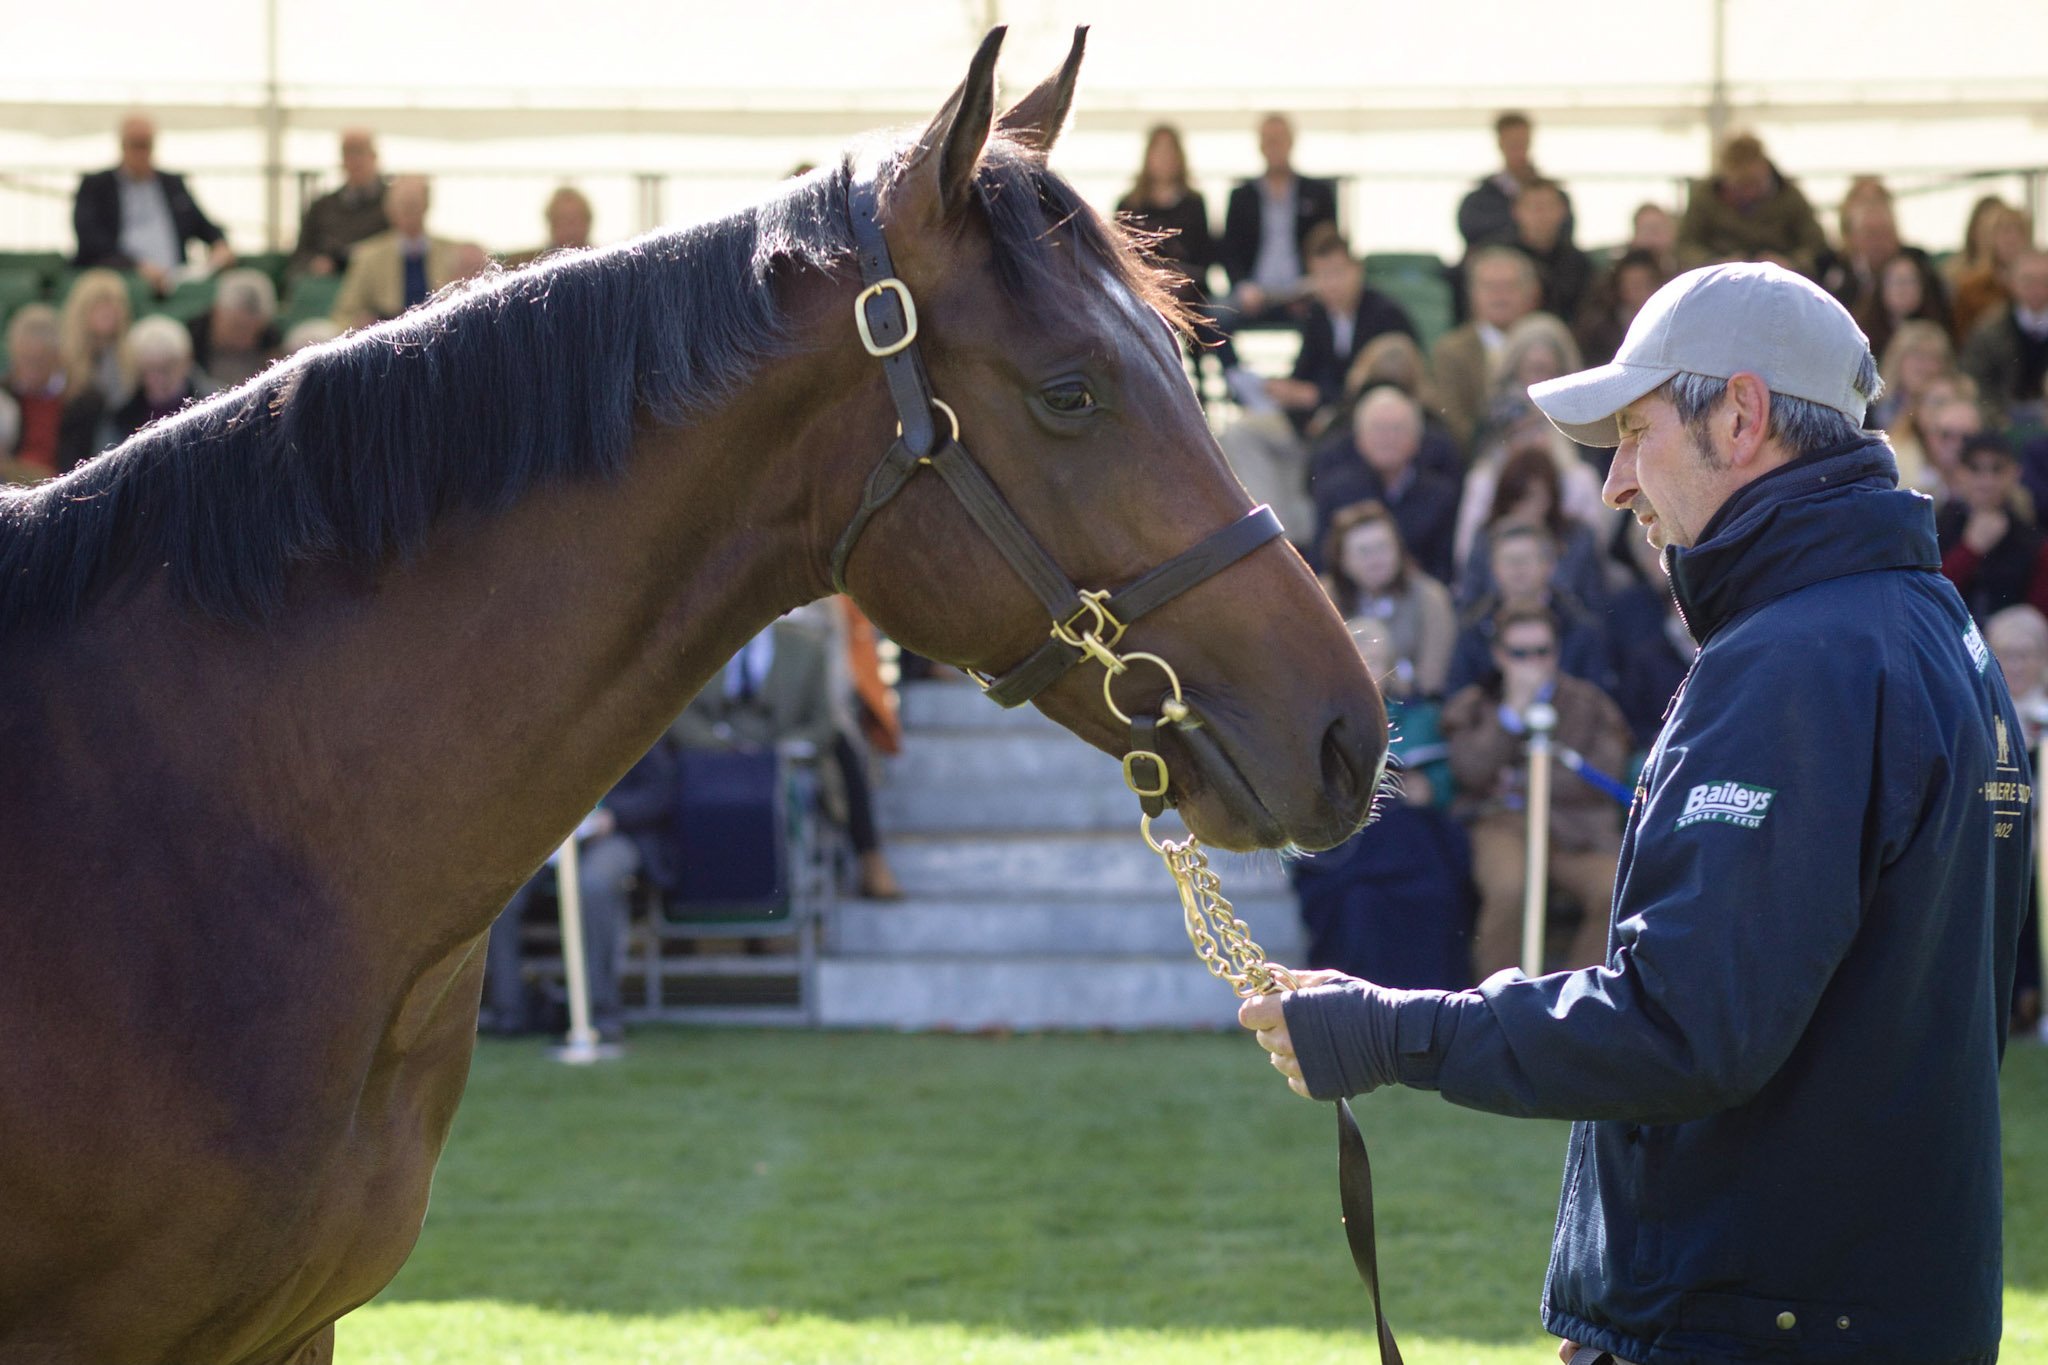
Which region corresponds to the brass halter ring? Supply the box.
[895,397,961,450]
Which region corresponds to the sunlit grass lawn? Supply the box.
[347,1029,2048,1363]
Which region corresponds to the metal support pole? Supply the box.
[549,833,620,1064]
[261,0,285,253]
[1521,702,1558,978]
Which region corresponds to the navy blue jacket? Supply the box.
[1295,440,2030,1362]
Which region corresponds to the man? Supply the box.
[187,268,283,389]
[1508,180,1591,325]
[1218,226,1413,543]
[1442,605,1631,980]
[484,739,680,1044]
[1244,262,2029,1363]
[72,114,234,293]
[1938,432,2048,623]
[1432,246,1543,451]
[1216,113,1339,328]
[504,186,596,268]
[1960,248,2048,413]
[1456,111,1574,255]
[1675,131,1828,276]
[286,128,390,280]
[330,176,464,328]
[1308,387,1460,582]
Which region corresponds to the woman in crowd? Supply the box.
[1455,441,1608,612]
[1872,318,1959,492]
[1854,249,1951,362]
[1115,124,1220,386]
[1453,312,1608,571]
[58,268,135,407]
[1950,199,2034,338]
[1573,247,1668,366]
[1319,499,1457,699]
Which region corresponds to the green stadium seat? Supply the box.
[159,277,218,323]
[1376,273,1456,352]
[1364,251,1449,286]
[238,250,291,287]
[282,274,343,328]
[0,267,45,327]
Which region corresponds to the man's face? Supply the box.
[548,197,593,248]
[2012,255,2048,313]
[119,118,155,178]
[1845,205,1898,265]
[1471,259,1536,329]
[1608,390,1732,550]
[386,178,430,237]
[1512,186,1566,250]
[1306,251,1361,315]
[341,134,379,188]
[1497,123,1532,176]
[1258,118,1293,175]
[1724,161,1774,209]
[1354,398,1420,475]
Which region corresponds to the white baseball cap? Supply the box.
[1528,261,1872,447]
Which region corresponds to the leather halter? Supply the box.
[827,167,1284,811]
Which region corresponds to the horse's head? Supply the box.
[819,28,1385,852]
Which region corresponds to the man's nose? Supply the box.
[1603,445,1637,511]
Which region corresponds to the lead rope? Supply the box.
[1073,623,1405,1365]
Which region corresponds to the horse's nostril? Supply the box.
[1320,715,1373,817]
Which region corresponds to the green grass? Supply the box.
[346,1030,2048,1363]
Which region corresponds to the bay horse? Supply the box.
[0,29,1385,1364]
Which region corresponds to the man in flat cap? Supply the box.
[1243,263,2030,1364]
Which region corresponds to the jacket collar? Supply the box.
[1668,436,1938,643]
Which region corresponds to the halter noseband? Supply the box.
[826,167,1284,817]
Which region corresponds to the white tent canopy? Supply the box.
[5,0,2045,257]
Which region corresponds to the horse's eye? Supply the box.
[1041,380,1097,415]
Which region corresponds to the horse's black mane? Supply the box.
[0,136,1180,632]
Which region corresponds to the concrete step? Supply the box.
[886,830,1292,898]
[828,895,1305,960]
[876,780,1154,834]
[814,956,1258,1031]
[882,731,1125,792]
[898,679,1065,732]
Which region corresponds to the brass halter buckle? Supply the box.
[1051,589,1127,672]
[854,278,919,357]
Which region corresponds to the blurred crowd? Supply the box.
[2,107,2042,1032]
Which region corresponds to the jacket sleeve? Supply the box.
[164,173,225,249]
[73,174,128,269]
[1218,185,1255,290]
[1386,626,1892,1123]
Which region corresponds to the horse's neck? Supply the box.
[72,369,853,950]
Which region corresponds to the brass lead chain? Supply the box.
[1143,816,1299,999]
[1063,606,1295,1002]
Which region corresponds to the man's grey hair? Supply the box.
[1466,243,1538,291]
[1660,351,1883,459]
[214,268,277,320]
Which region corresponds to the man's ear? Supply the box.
[1723,372,1775,465]
[896,27,1004,225]
[996,26,1087,155]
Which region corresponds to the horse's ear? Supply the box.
[997,26,1087,156]
[903,26,1004,222]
